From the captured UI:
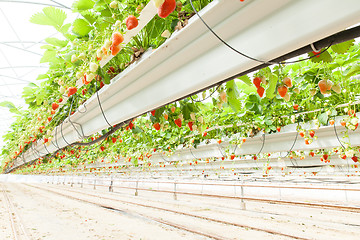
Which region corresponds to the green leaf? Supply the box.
[331,40,355,54]
[45,37,68,48]
[30,7,67,31]
[72,18,92,37]
[72,0,95,11]
[40,49,57,63]
[266,74,277,99]
[0,101,21,115]
[228,98,242,112]
[238,75,252,86]
[60,23,72,34]
[318,112,328,125]
[309,50,333,63]
[226,80,239,99]
[345,64,360,79]
[36,74,49,80]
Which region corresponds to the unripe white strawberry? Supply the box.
[87,73,96,82]
[58,79,64,85]
[293,87,300,94]
[76,72,82,79]
[332,84,341,94]
[283,92,290,102]
[71,54,78,63]
[110,1,118,8]
[179,113,183,120]
[310,88,317,96]
[104,40,112,48]
[47,130,52,135]
[153,0,165,8]
[198,116,204,123]
[89,62,98,73]
[351,117,358,125]
[115,20,121,28]
[291,115,296,123]
[193,125,198,131]
[190,112,196,121]
[59,86,65,94]
[96,49,103,58]
[78,52,86,60]
[161,30,171,38]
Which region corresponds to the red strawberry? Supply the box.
[253,77,261,88]
[174,118,182,127]
[318,79,329,94]
[230,154,235,160]
[277,85,288,98]
[52,102,59,111]
[253,155,257,160]
[299,131,305,137]
[110,44,121,56]
[151,110,156,116]
[293,104,299,111]
[203,131,207,137]
[44,138,48,143]
[171,106,176,113]
[112,32,124,46]
[309,130,315,138]
[82,89,87,95]
[348,109,356,117]
[108,66,115,73]
[218,139,222,144]
[153,122,160,131]
[58,98,63,103]
[257,86,265,97]
[340,154,347,159]
[47,116,52,122]
[309,151,315,157]
[187,121,193,131]
[112,137,117,143]
[283,77,292,88]
[67,87,77,97]
[276,126,281,132]
[351,156,358,163]
[340,120,346,127]
[305,139,310,145]
[329,119,335,125]
[125,15,138,30]
[100,146,105,152]
[158,0,176,18]
[323,154,328,160]
[100,81,104,88]
[164,113,168,120]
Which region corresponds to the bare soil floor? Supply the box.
[1,182,360,240]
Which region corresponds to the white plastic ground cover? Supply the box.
[9,0,360,172]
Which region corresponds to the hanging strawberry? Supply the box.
[157,0,176,18]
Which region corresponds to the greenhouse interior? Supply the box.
[0,0,360,239]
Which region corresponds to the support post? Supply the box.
[135,180,139,196]
[240,175,246,210]
[173,181,177,200]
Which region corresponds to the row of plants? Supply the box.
[1,0,360,174]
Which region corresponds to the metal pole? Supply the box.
[240,175,246,210]
[109,175,113,192]
[174,181,177,200]
[135,180,139,196]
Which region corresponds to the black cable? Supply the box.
[257,133,265,155]
[333,121,345,149]
[189,0,333,65]
[190,84,221,102]
[95,82,112,128]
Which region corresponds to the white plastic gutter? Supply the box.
[9,0,360,172]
